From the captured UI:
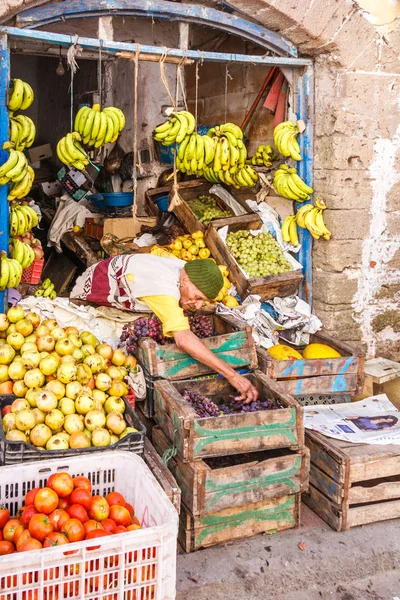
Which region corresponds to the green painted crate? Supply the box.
[154,370,304,462]
[136,317,258,380]
[153,426,309,517]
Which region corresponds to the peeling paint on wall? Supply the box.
[353,126,400,357]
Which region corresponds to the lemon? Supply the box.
[218,265,229,277]
[302,344,342,359]
[223,296,238,307]
[170,239,183,251]
[195,239,206,249]
[192,231,204,239]
[189,244,199,255]
[183,239,193,250]
[199,248,211,259]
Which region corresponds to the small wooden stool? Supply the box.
[364,357,400,395]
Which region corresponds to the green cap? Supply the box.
[184,259,224,300]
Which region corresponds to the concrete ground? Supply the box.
[176,505,400,600]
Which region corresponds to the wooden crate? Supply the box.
[256,331,365,397]
[179,493,301,552]
[136,315,258,380]
[205,214,303,301]
[153,425,309,517]
[303,430,400,531]
[143,438,181,515]
[171,180,253,233]
[154,370,304,462]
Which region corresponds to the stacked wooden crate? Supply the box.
[152,370,309,552]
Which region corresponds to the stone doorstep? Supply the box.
[176,504,400,599]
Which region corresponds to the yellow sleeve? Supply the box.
[139,295,190,337]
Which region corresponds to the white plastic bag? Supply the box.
[209,184,247,216]
[126,365,146,402]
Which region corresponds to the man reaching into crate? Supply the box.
[71,254,258,403]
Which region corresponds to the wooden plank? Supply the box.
[154,372,303,461]
[137,321,257,379]
[42,251,78,295]
[349,479,400,504]
[347,498,400,529]
[305,432,345,483]
[179,494,300,552]
[349,452,400,483]
[143,438,181,514]
[303,484,343,532]
[153,426,308,516]
[272,373,359,396]
[205,217,303,301]
[309,463,343,505]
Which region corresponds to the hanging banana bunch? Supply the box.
[0,254,23,290]
[273,120,302,161]
[56,132,90,171]
[273,164,313,201]
[153,111,196,145]
[176,132,215,176]
[9,115,36,151]
[0,148,32,198]
[8,79,34,112]
[74,104,126,147]
[296,198,331,241]
[248,144,277,167]
[9,204,39,237]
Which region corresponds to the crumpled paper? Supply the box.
[216,295,322,348]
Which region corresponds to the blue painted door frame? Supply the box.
[0,1,313,308]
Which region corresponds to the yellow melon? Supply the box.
[302,343,342,359]
[267,344,303,361]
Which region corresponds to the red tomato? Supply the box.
[43,532,69,548]
[125,502,135,517]
[0,541,15,555]
[106,492,125,507]
[131,516,141,527]
[34,488,59,515]
[3,519,21,542]
[13,524,26,545]
[61,518,85,543]
[88,496,110,521]
[48,509,70,532]
[57,496,70,511]
[83,520,104,535]
[25,487,40,507]
[0,531,3,541]
[127,524,141,531]
[46,474,57,489]
[109,505,132,527]
[0,506,10,529]
[70,488,91,510]
[67,504,88,524]
[115,525,127,534]
[18,538,42,552]
[16,530,31,551]
[28,514,54,543]
[72,476,92,493]
[86,529,112,551]
[101,518,117,534]
[20,505,39,528]
[49,473,74,498]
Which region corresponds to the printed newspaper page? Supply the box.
[303,395,400,444]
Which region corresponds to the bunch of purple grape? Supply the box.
[187,313,215,339]
[183,389,220,418]
[120,316,167,354]
[219,398,280,414]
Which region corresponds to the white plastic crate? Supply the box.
[0,451,178,600]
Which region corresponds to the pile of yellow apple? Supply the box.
[0,306,138,451]
[150,230,212,261]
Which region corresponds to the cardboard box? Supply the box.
[103,216,157,238]
[28,144,52,163]
[41,181,63,197]
[57,166,92,201]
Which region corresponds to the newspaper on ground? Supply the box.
[304,394,400,445]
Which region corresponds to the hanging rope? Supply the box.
[176,51,188,111]
[66,35,82,132]
[194,60,200,132]
[224,63,232,123]
[97,39,103,108]
[159,47,176,109]
[132,44,140,220]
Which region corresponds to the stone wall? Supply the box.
[1,0,400,359]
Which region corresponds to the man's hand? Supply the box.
[227,372,259,404]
